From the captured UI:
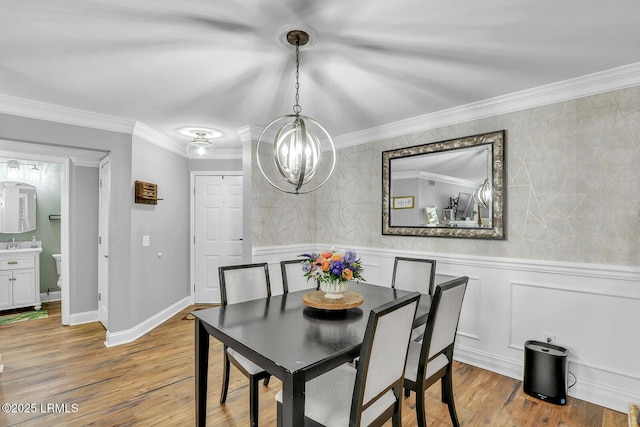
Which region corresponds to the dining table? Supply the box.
[193,282,431,427]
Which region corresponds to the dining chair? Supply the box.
[391,257,437,341]
[218,263,272,427]
[280,259,318,293]
[391,257,437,296]
[403,276,468,427]
[275,291,421,427]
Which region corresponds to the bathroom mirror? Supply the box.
[0,181,37,234]
[382,130,505,239]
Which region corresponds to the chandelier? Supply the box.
[256,29,336,195]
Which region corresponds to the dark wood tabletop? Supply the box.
[194,282,431,427]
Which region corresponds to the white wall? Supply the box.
[130,136,190,326]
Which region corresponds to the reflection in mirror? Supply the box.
[0,181,37,234]
[382,130,505,239]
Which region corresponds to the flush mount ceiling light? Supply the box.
[256,28,336,195]
[178,127,223,158]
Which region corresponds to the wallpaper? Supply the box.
[253,85,640,267]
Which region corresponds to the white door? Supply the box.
[194,175,243,303]
[98,157,110,328]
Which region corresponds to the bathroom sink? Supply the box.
[0,247,43,254]
[0,240,43,253]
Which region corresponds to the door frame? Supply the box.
[0,149,70,323]
[189,171,244,304]
[97,156,110,328]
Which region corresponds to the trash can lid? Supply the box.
[525,340,568,356]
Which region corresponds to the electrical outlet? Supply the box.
[142,235,150,247]
[544,333,556,344]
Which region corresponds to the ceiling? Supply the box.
[1,0,639,153]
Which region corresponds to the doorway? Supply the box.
[0,140,107,325]
[191,173,243,303]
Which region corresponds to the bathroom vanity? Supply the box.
[0,247,42,311]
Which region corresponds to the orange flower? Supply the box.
[331,253,343,261]
[321,252,333,259]
[322,260,330,271]
[342,268,353,281]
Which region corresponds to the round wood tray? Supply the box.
[302,290,364,310]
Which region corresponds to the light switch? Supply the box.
[142,235,150,247]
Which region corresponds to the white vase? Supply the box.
[320,281,349,299]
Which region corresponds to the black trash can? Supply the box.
[523,340,568,405]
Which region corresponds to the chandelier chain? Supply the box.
[293,35,301,115]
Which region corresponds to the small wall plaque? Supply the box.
[135,181,163,205]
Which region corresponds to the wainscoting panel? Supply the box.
[253,244,640,414]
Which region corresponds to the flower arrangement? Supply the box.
[300,248,365,285]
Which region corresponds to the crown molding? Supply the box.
[334,61,640,148]
[392,170,476,188]
[132,121,186,157]
[70,157,101,168]
[0,93,135,134]
[2,62,639,154]
[237,125,266,143]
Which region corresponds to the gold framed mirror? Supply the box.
[382,130,505,239]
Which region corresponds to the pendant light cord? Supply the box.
[293,35,302,115]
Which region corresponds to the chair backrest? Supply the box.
[350,292,421,425]
[391,257,437,295]
[420,276,468,363]
[219,263,271,305]
[280,259,318,293]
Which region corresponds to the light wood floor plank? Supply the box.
[0,302,627,426]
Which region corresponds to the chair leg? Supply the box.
[392,387,403,427]
[441,369,460,427]
[415,387,428,427]
[220,349,230,405]
[276,401,283,427]
[263,374,270,386]
[404,388,411,398]
[249,376,260,427]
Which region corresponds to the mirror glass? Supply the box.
[0,181,37,234]
[382,130,505,239]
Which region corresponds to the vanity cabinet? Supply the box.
[0,250,42,311]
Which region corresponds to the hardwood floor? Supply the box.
[0,302,626,426]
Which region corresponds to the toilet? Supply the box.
[52,253,62,289]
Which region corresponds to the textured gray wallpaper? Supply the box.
[253,85,640,267]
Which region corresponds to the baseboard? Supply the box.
[454,343,638,414]
[40,291,61,302]
[69,310,98,325]
[104,296,190,347]
[454,343,523,380]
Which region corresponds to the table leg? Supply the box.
[195,318,209,427]
[280,372,305,427]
